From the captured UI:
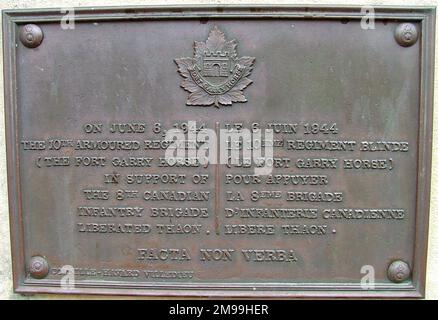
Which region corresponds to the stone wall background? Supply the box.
[0,0,436,299]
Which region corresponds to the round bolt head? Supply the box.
[394,23,418,47]
[387,260,410,283]
[19,24,43,48]
[29,256,49,279]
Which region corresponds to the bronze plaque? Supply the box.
[3,6,435,298]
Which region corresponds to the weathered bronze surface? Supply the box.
[3,6,435,298]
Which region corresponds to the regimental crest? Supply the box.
[175,26,255,107]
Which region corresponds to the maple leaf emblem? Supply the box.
[175,26,255,107]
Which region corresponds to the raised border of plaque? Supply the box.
[2,5,435,298]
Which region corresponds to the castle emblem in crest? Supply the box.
[175,26,255,107]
